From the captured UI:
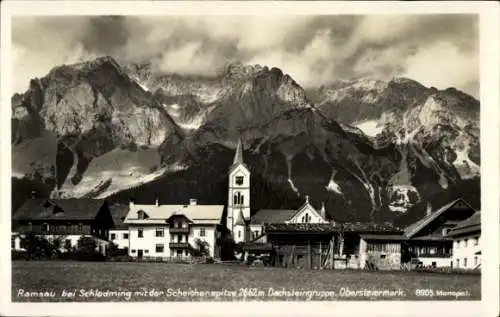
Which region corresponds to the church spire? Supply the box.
[233,138,244,165]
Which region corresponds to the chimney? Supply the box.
[155,198,159,207]
[31,190,36,199]
[129,198,135,209]
[426,201,432,216]
[305,195,309,204]
[189,198,197,206]
[320,202,326,220]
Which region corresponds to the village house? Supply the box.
[402,198,478,269]
[12,197,114,255]
[123,199,224,260]
[447,212,481,270]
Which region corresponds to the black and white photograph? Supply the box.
[1,1,499,317]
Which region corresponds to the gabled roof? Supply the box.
[264,222,402,234]
[448,212,481,237]
[286,200,326,223]
[110,204,129,229]
[359,234,407,241]
[125,203,224,225]
[250,209,297,224]
[13,198,106,221]
[404,198,476,238]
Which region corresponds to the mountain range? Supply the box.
[11,56,480,225]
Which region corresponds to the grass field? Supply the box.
[12,261,480,301]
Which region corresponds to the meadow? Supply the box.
[12,261,480,301]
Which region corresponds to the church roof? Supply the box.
[229,138,249,172]
[233,138,244,165]
[250,209,297,224]
[234,208,248,226]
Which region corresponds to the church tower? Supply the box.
[227,138,251,243]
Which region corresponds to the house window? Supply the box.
[463,258,467,268]
[177,250,182,257]
[156,244,164,253]
[432,262,437,268]
[176,222,182,228]
[123,233,129,239]
[138,228,144,238]
[11,238,15,249]
[185,250,189,257]
[78,223,83,231]
[156,229,164,237]
[65,239,71,249]
[131,249,136,253]
[28,222,33,231]
[110,233,116,240]
[238,230,241,238]
[145,250,149,254]
[464,239,468,247]
[199,228,206,237]
[43,223,50,232]
[456,259,460,268]
[474,238,478,246]
[380,254,386,259]
[235,176,244,185]
[474,256,478,266]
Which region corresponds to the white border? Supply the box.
[1,1,499,317]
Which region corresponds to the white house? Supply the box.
[448,212,481,270]
[124,199,224,260]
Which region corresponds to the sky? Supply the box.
[12,15,479,97]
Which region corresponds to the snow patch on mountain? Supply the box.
[326,169,343,194]
[288,178,299,194]
[388,185,421,214]
[132,77,150,92]
[354,120,383,137]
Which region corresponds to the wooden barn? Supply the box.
[261,222,404,270]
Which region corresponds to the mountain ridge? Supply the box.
[11,56,480,225]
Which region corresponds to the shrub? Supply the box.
[21,233,59,260]
[11,250,29,261]
[75,236,106,262]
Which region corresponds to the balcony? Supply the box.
[169,227,190,234]
[169,242,191,249]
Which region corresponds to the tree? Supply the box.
[75,236,105,261]
[192,238,210,257]
[21,233,59,260]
